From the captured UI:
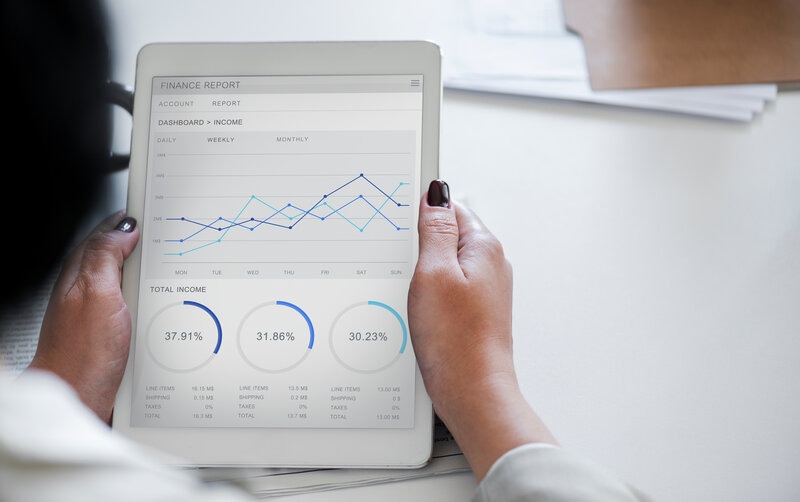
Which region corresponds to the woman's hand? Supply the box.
[28,210,140,425]
[408,180,556,481]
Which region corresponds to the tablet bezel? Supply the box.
[113,41,441,468]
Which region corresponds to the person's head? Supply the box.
[2,0,112,308]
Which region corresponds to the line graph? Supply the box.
[141,130,418,277]
[165,173,410,257]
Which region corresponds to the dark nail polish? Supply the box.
[427,179,450,207]
[116,217,137,232]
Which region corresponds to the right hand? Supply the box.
[408,180,556,481]
[408,183,515,412]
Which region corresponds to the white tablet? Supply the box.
[113,41,441,468]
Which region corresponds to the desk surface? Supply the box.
[102,2,800,501]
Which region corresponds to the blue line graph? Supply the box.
[164,173,410,257]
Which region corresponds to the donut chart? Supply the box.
[329,300,408,373]
[146,300,223,372]
[144,299,408,374]
[135,295,416,428]
[237,300,315,373]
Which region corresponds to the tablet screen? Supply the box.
[114,41,440,467]
[131,74,424,430]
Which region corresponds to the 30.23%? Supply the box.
[348,331,388,342]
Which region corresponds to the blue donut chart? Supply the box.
[237,300,316,373]
[329,300,409,373]
[145,300,224,372]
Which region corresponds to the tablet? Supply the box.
[112,41,441,468]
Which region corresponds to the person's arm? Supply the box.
[26,210,140,425]
[408,180,557,482]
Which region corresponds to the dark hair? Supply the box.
[1,0,111,307]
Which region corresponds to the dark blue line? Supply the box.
[184,300,223,354]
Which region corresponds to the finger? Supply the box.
[452,200,492,257]
[452,200,486,246]
[452,201,512,281]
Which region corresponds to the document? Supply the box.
[0,273,54,374]
[436,0,778,121]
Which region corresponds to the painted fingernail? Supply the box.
[427,179,450,207]
[116,217,137,232]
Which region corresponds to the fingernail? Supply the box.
[116,217,136,232]
[427,179,450,207]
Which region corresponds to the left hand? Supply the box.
[28,210,140,425]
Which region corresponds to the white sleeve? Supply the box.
[0,370,253,502]
[472,443,650,502]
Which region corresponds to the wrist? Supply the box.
[434,373,557,481]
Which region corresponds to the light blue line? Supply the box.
[221,195,257,240]
[368,301,408,354]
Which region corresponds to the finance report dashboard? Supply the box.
[128,74,425,430]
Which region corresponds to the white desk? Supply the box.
[103,2,800,501]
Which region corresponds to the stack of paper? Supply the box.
[437,0,779,122]
[194,418,470,498]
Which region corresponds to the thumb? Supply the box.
[54,211,140,295]
[416,180,460,272]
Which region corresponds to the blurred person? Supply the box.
[0,1,647,500]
